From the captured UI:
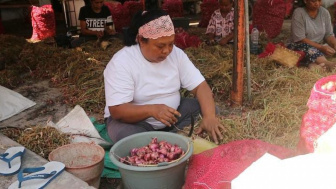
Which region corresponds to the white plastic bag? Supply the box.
[48,105,112,148]
[0,85,36,122]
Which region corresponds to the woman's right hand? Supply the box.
[151,104,181,127]
[320,45,336,56]
[96,31,104,38]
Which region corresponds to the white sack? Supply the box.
[232,153,336,189]
[315,122,336,154]
[0,85,36,122]
[48,105,112,148]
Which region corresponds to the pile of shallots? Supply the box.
[321,81,336,92]
[119,137,185,166]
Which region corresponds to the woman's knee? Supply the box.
[106,118,155,143]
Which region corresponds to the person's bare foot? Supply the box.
[322,61,336,71]
[308,63,326,71]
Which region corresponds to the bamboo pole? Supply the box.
[231,0,245,106]
[245,0,251,102]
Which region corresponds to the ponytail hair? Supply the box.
[123,9,169,46]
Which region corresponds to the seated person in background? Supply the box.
[287,0,336,69]
[104,9,225,144]
[205,0,234,46]
[71,0,116,47]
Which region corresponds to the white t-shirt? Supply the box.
[104,44,205,129]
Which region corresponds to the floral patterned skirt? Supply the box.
[287,42,324,67]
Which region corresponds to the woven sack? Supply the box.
[252,0,286,39]
[162,0,183,18]
[198,1,219,28]
[31,5,56,41]
[270,45,300,68]
[184,140,294,189]
[105,2,131,33]
[174,30,201,50]
[297,75,336,154]
[124,1,143,18]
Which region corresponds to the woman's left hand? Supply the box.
[332,43,336,53]
[195,116,225,144]
[96,31,104,38]
[324,45,336,56]
[218,38,229,46]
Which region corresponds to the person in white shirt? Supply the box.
[104,9,224,144]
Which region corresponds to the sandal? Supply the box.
[8,161,65,189]
[0,146,25,176]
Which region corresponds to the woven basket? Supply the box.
[270,45,300,68]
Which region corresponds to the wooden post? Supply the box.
[230,0,245,106]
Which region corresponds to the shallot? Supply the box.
[321,81,336,92]
[119,137,185,166]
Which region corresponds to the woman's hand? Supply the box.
[195,116,224,144]
[95,31,104,38]
[320,45,336,57]
[332,43,336,53]
[219,33,233,46]
[206,39,217,46]
[218,38,229,46]
[106,28,117,36]
[151,104,181,127]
